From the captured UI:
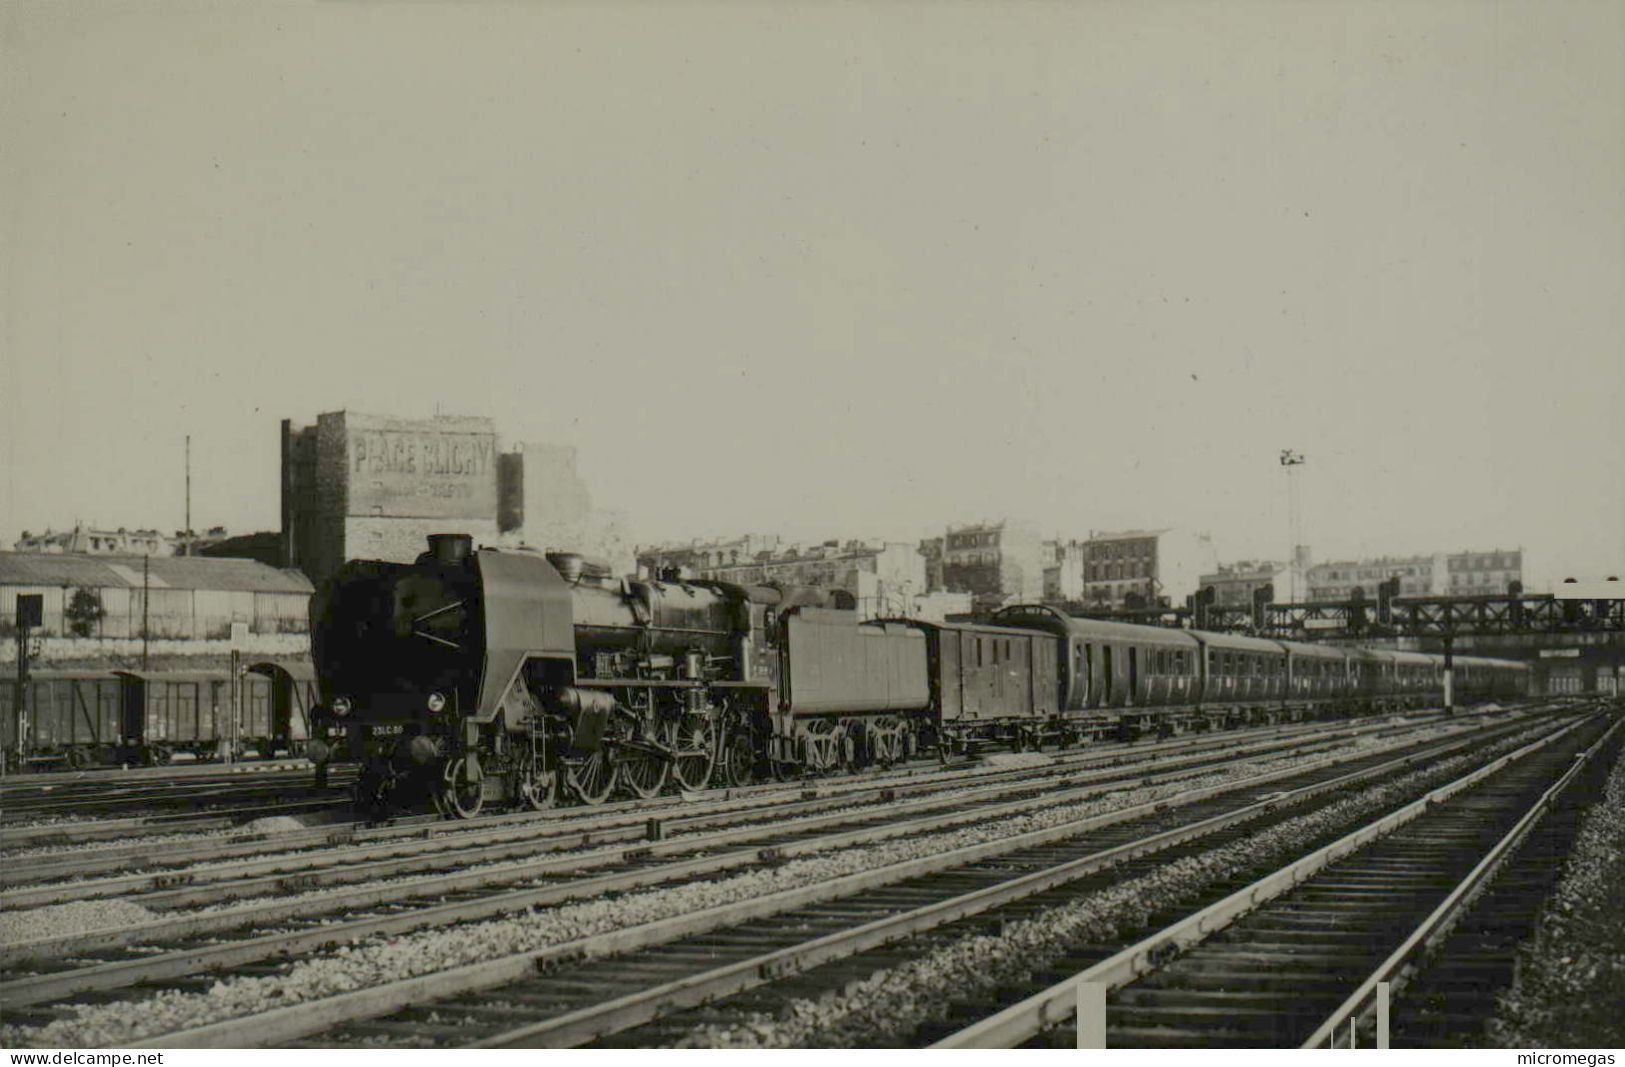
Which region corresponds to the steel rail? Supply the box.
[2,719,1402,967]
[98,727,1490,1049]
[3,716,1401,909]
[467,723,1529,1048]
[1300,714,1625,1049]
[0,702,1503,854]
[4,713,1545,1022]
[3,709,1446,887]
[929,713,1594,1048]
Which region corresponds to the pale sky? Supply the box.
[3,0,1622,589]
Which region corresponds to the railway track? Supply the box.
[2,706,1470,863]
[927,704,1621,1050]
[0,705,1564,1048]
[289,711,1573,1049]
[1,710,1466,1010]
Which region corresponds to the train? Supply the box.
[308,534,1531,817]
[1,661,317,771]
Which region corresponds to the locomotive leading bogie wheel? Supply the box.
[439,756,484,819]
[516,751,558,811]
[565,750,615,804]
[669,718,714,792]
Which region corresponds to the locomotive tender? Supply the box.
[308,534,1531,817]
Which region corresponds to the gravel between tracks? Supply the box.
[1488,740,1625,1048]
[669,730,1550,1048]
[25,731,1412,921]
[0,900,159,946]
[0,735,1400,1049]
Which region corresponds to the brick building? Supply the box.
[940,520,1045,611]
[1078,529,1215,610]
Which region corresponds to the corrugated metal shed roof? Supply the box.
[0,553,313,594]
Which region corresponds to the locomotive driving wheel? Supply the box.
[439,756,484,819]
[615,735,670,800]
[564,750,615,804]
[669,717,714,792]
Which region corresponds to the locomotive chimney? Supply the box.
[426,533,473,564]
[546,551,584,583]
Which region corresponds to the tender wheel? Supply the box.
[868,718,906,767]
[669,718,714,793]
[516,750,558,811]
[721,730,755,788]
[564,750,615,804]
[65,747,90,770]
[439,756,484,819]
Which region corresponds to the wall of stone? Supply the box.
[344,516,502,566]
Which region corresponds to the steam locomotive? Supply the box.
[308,534,1530,817]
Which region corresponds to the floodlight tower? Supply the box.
[1280,450,1306,602]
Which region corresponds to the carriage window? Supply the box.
[976,638,984,667]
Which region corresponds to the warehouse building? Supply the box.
[0,553,313,640]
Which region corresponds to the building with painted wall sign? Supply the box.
[281,411,631,583]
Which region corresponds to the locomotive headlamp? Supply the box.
[331,696,352,718]
[426,691,447,714]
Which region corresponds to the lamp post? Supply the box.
[1279,450,1306,602]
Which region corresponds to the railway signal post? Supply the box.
[11,594,44,774]
[229,622,249,767]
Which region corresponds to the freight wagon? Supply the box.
[2,660,317,771]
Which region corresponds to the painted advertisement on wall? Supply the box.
[344,415,498,520]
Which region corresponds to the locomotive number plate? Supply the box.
[367,724,404,736]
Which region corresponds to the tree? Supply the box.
[65,587,105,638]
